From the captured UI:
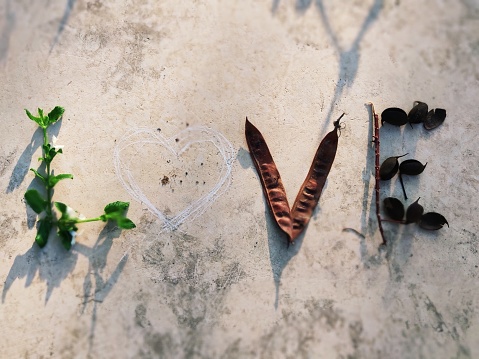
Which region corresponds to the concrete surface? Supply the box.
[1,0,479,358]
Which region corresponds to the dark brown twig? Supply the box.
[368,102,386,245]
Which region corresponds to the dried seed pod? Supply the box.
[290,114,344,240]
[423,108,446,130]
[405,197,424,224]
[245,118,293,240]
[381,108,408,126]
[379,153,408,180]
[383,197,404,221]
[399,159,427,176]
[408,101,428,124]
[419,212,449,230]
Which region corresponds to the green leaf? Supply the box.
[48,173,73,187]
[35,219,52,248]
[58,229,75,250]
[116,217,136,229]
[29,168,47,184]
[24,189,48,214]
[104,201,130,214]
[42,144,62,164]
[47,106,65,125]
[38,108,44,120]
[55,201,68,215]
[25,109,44,128]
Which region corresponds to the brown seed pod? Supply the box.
[419,212,449,230]
[381,108,408,126]
[383,197,405,221]
[405,197,424,224]
[290,115,343,240]
[407,101,428,124]
[423,108,446,130]
[379,153,408,180]
[399,159,427,176]
[245,118,293,240]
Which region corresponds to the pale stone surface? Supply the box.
[1,1,479,358]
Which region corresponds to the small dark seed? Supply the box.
[406,197,424,224]
[381,107,408,126]
[408,101,428,124]
[399,159,427,176]
[380,154,408,180]
[419,212,449,230]
[423,108,446,130]
[383,197,405,220]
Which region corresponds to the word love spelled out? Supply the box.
[245,115,343,244]
[114,126,235,231]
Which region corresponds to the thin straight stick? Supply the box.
[369,102,386,246]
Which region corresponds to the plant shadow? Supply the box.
[272,0,384,133]
[50,0,77,53]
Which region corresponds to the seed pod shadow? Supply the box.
[419,212,449,230]
[381,108,408,126]
[379,153,408,180]
[406,197,424,224]
[383,197,404,221]
[424,108,446,130]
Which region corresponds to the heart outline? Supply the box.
[114,126,235,231]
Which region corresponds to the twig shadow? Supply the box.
[0,0,15,64]
[50,0,77,53]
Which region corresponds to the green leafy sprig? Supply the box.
[24,106,135,250]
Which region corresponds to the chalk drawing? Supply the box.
[113,126,235,232]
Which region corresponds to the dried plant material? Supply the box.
[245,118,293,240]
[381,107,408,126]
[406,197,424,224]
[407,101,428,124]
[290,115,343,240]
[245,115,343,244]
[423,108,446,130]
[399,160,427,176]
[383,197,405,221]
[379,154,408,180]
[419,212,449,230]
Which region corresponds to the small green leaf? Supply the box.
[38,108,44,119]
[116,217,136,229]
[55,201,68,215]
[25,109,44,128]
[104,201,130,214]
[29,168,47,184]
[24,189,47,214]
[58,229,75,250]
[47,106,65,125]
[35,219,52,248]
[48,173,73,187]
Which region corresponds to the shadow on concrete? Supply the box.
[6,119,62,194]
[50,0,77,53]
[0,0,15,64]
[1,222,127,317]
[74,222,128,354]
[272,0,384,132]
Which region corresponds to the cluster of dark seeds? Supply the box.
[379,101,448,231]
[384,197,449,230]
[381,101,446,130]
[379,153,427,200]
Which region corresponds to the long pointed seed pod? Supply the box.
[245,117,293,240]
[289,114,344,241]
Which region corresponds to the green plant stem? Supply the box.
[43,127,54,221]
[74,217,103,224]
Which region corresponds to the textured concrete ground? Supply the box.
[1,1,479,358]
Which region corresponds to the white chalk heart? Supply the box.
[114,126,235,231]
